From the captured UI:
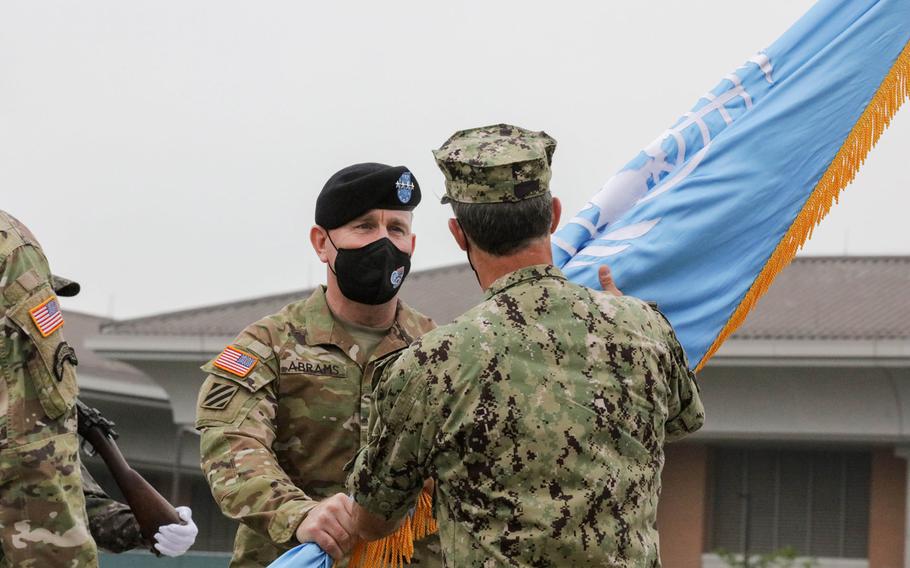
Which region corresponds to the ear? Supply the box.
[409,232,417,256]
[550,197,562,234]
[448,218,468,252]
[310,226,331,263]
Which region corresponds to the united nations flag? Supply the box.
[554,0,910,370]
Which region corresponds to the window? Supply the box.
[709,448,870,558]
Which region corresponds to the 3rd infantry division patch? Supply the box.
[202,383,239,410]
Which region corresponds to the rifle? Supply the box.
[76,400,181,553]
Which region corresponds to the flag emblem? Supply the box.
[553,0,910,371]
[395,172,414,204]
[214,346,259,378]
[29,297,64,337]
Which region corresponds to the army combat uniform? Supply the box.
[0,211,98,567]
[197,286,440,567]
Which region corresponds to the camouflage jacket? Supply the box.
[349,264,705,568]
[0,211,97,567]
[196,286,438,567]
[81,464,147,553]
[0,210,79,449]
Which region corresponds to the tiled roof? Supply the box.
[100,263,482,337]
[733,256,910,340]
[99,257,910,341]
[56,310,156,385]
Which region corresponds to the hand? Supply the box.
[154,506,198,557]
[295,493,355,560]
[598,265,622,296]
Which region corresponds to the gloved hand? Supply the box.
[154,506,198,557]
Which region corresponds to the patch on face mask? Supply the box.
[395,172,414,204]
[390,266,405,289]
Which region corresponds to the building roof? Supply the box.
[99,263,482,337]
[98,256,910,341]
[56,309,164,398]
[733,256,910,340]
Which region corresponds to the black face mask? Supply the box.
[328,235,411,305]
[456,219,482,288]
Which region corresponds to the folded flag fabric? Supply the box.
[553,0,910,370]
[266,488,437,568]
[268,543,333,568]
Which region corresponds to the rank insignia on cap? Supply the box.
[214,346,259,378]
[390,266,405,289]
[29,297,64,337]
[395,172,414,204]
[201,382,239,410]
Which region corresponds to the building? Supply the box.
[76,256,910,567]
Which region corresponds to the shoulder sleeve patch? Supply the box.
[201,382,240,410]
[213,346,259,378]
[29,296,65,337]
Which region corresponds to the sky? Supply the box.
[1,1,907,319]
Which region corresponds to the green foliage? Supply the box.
[714,547,819,568]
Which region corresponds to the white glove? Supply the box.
[154,506,198,557]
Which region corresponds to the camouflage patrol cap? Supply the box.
[51,275,80,297]
[432,123,556,204]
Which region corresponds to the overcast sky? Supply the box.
[2,1,907,319]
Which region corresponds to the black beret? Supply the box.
[315,163,421,230]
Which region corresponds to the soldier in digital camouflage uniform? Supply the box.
[196,163,443,567]
[0,210,98,567]
[345,125,705,567]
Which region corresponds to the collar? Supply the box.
[483,264,567,300]
[303,286,431,366]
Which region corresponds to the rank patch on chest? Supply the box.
[29,296,64,337]
[214,346,259,378]
[201,382,239,410]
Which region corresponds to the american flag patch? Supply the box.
[29,297,65,337]
[213,346,258,378]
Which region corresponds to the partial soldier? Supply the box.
[81,463,197,557]
[343,125,706,566]
[64,269,198,558]
[0,210,98,566]
[195,163,442,567]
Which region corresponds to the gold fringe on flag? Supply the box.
[349,487,438,568]
[697,39,910,372]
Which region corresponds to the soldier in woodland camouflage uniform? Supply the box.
[80,461,198,557]
[80,464,146,553]
[196,163,442,567]
[345,125,705,567]
[0,210,98,567]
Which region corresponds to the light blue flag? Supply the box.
[267,543,332,568]
[554,0,910,369]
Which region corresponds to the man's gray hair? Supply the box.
[451,193,553,256]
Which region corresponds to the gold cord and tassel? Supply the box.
[349,488,438,568]
[697,39,910,371]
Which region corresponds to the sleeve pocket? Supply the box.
[7,286,78,420]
